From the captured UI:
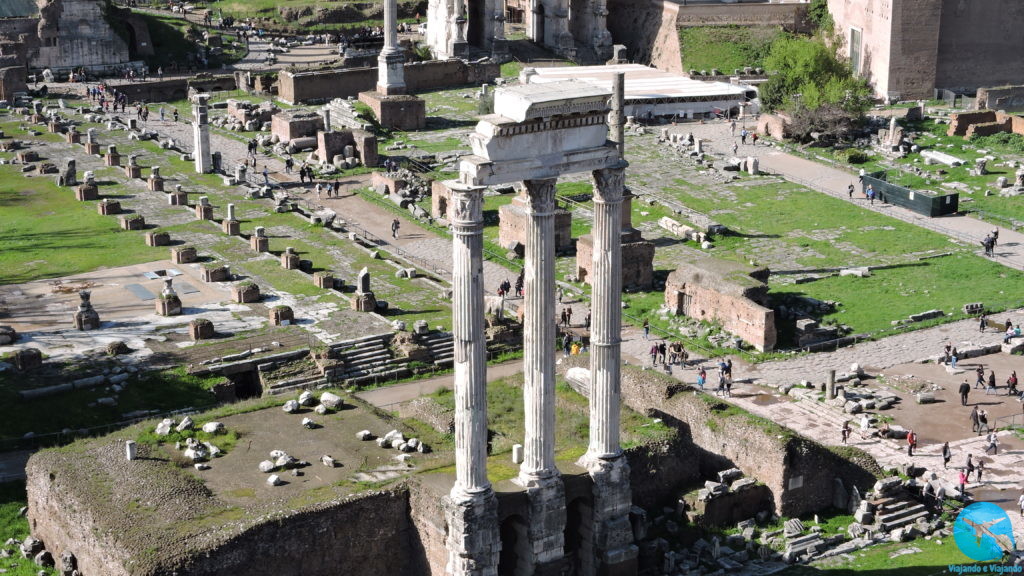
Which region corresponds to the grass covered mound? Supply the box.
[679,26,784,73]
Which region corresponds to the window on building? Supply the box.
[849,27,863,76]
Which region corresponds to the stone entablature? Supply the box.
[664,253,776,352]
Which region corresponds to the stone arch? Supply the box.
[497,514,528,576]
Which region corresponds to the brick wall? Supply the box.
[606,0,682,72]
[947,110,997,137]
[935,0,1024,94]
[977,85,1024,112]
[498,197,574,253]
[888,0,942,100]
[664,272,777,352]
[278,60,500,104]
[575,234,654,291]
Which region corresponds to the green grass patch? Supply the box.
[0,368,221,442]
[0,164,163,284]
[679,25,784,73]
[780,535,976,574]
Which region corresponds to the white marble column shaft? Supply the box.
[192,96,212,174]
[450,183,490,497]
[377,0,407,94]
[520,178,558,484]
[586,165,624,460]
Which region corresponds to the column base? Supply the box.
[490,39,510,63]
[517,473,567,566]
[444,488,501,576]
[581,455,638,576]
[452,40,470,58]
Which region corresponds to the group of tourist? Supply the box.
[982,230,999,256]
[85,84,129,114]
[313,180,344,200]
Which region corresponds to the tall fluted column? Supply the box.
[444,182,501,576]
[580,163,638,575]
[376,0,406,94]
[520,177,558,484]
[491,0,508,61]
[517,178,566,570]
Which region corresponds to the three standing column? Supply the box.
[518,178,567,568]
[581,163,639,574]
[444,182,501,576]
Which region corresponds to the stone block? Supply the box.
[195,204,213,220]
[250,235,269,252]
[358,91,426,131]
[222,219,240,235]
[281,251,300,270]
[74,185,98,201]
[83,142,100,155]
[171,246,198,264]
[201,265,231,282]
[352,292,377,312]
[124,165,141,179]
[270,306,294,326]
[119,215,145,230]
[145,231,170,247]
[155,295,182,316]
[231,283,261,303]
[97,200,121,215]
[65,131,80,144]
[313,271,335,289]
[148,176,164,192]
[14,348,42,371]
[105,151,121,167]
[168,191,188,206]
[189,318,215,341]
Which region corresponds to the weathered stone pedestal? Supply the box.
[167,190,187,206]
[14,348,43,372]
[280,247,300,270]
[357,91,426,131]
[231,282,261,303]
[202,264,231,282]
[47,121,62,134]
[105,146,121,167]
[148,167,165,192]
[443,491,502,576]
[189,318,215,341]
[16,150,38,163]
[97,200,121,215]
[171,246,197,265]
[313,271,335,289]
[65,131,80,144]
[195,203,213,220]
[119,215,145,230]
[83,142,99,155]
[145,231,170,247]
[351,292,377,311]
[125,164,141,179]
[72,290,101,330]
[156,279,182,316]
[270,306,294,326]
[222,219,240,235]
[250,227,268,252]
[75,185,98,201]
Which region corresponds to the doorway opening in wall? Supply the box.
[849,27,863,76]
[498,515,528,575]
[468,0,486,47]
[228,370,263,400]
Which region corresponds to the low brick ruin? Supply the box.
[231,282,261,304]
[664,253,777,352]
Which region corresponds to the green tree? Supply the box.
[760,36,870,115]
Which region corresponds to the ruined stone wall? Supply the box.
[407,477,451,576]
[498,198,573,253]
[0,17,37,37]
[606,0,681,72]
[663,274,776,352]
[27,441,423,576]
[947,109,997,136]
[827,0,894,98]
[34,0,131,70]
[977,86,1024,112]
[612,365,880,517]
[278,59,500,104]
[0,66,28,100]
[71,75,237,104]
[935,0,1024,94]
[575,234,654,291]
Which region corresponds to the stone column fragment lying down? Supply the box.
[443,182,501,575]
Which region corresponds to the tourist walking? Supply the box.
[976,366,986,389]
[977,461,985,483]
[942,442,952,468]
[906,429,917,456]
[980,314,988,332]
[848,183,854,198]
[262,166,269,186]
[696,367,706,391]
[1018,491,1024,517]
[987,370,998,394]
[966,454,975,481]
[391,218,400,239]
[841,421,851,444]
[978,409,990,434]
[649,343,659,367]
[970,405,980,432]
[985,431,999,455]
[951,347,959,368]
[642,319,650,340]
[960,379,970,405]
[1008,370,1018,396]
[657,342,667,365]
[866,184,875,205]
[959,470,968,499]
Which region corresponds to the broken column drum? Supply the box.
[444,80,637,575]
[192,93,213,174]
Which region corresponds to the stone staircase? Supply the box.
[324,98,374,132]
[328,333,408,385]
[872,497,931,532]
[421,331,455,368]
[265,374,328,396]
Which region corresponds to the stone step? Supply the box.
[328,332,391,350]
[341,347,390,363]
[878,504,930,531]
[345,367,411,387]
[266,375,327,395]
